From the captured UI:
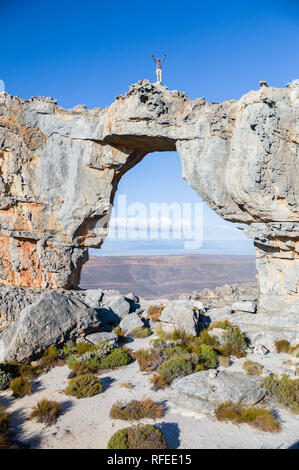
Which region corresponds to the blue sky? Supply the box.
[1,0,298,255]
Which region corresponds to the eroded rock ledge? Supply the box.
[0,80,298,318]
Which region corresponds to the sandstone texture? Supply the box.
[0,79,298,324]
[169,370,266,412]
[0,290,102,362]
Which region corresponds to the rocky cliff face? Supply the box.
[0,80,298,319]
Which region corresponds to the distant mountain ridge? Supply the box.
[80,254,257,299]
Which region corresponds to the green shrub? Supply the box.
[243,360,263,376]
[198,344,217,369]
[262,374,299,413]
[39,346,62,369]
[30,399,61,425]
[17,363,41,380]
[107,424,167,449]
[131,326,152,339]
[158,356,192,385]
[107,427,128,449]
[199,330,218,347]
[0,407,9,433]
[110,398,164,420]
[215,402,280,433]
[10,377,32,397]
[69,357,100,376]
[275,340,290,354]
[209,321,247,358]
[0,369,13,390]
[64,373,103,399]
[100,348,131,369]
[76,341,98,355]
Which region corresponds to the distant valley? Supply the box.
[80,254,257,299]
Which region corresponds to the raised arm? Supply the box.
[161,54,166,64]
[152,54,157,63]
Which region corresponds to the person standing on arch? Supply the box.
[152,54,166,84]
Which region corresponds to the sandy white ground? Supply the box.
[1,336,298,449]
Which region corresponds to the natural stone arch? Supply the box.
[0,80,298,326]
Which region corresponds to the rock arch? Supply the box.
[0,80,298,323]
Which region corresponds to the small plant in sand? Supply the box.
[150,373,168,391]
[275,339,290,354]
[76,341,98,355]
[262,374,299,413]
[30,399,61,425]
[113,326,126,341]
[17,363,41,380]
[130,326,152,339]
[67,357,100,378]
[64,373,103,399]
[243,360,263,376]
[0,369,13,390]
[0,407,9,434]
[289,344,299,357]
[135,348,162,372]
[147,305,165,322]
[198,344,217,369]
[110,398,164,420]
[215,402,280,433]
[39,346,63,369]
[157,356,193,385]
[100,348,131,369]
[119,382,134,390]
[208,320,247,358]
[107,424,167,449]
[10,376,33,398]
[218,356,231,367]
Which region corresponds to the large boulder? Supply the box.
[101,295,131,319]
[0,291,101,362]
[119,312,144,334]
[169,370,266,413]
[159,300,202,335]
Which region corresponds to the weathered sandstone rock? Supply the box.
[0,79,298,322]
[159,300,202,335]
[0,290,102,362]
[119,312,144,334]
[169,370,266,412]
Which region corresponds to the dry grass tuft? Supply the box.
[30,399,61,425]
[150,373,168,391]
[110,398,164,420]
[147,305,165,322]
[130,326,152,339]
[135,348,162,372]
[275,339,290,354]
[10,376,32,398]
[242,360,263,376]
[215,402,280,433]
[218,356,231,367]
[119,382,134,390]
